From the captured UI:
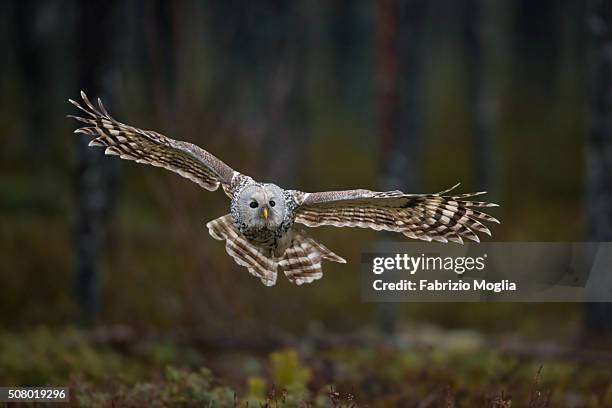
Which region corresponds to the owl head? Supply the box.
[235,183,285,229]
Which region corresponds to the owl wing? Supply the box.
[292,184,500,243]
[69,91,235,192]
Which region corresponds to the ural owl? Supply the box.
[69,92,499,286]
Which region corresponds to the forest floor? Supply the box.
[1,326,612,407]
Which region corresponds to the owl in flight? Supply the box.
[69,92,499,286]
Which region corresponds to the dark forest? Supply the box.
[1,0,612,406]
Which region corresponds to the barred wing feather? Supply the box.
[69,91,235,192]
[293,184,500,244]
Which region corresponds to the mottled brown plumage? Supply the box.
[69,92,500,286]
[69,91,234,191]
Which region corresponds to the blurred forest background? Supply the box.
[1,0,612,406]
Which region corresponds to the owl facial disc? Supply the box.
[235,183,285,229]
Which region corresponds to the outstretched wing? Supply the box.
[292,184,500,244]
[69,91,235,192]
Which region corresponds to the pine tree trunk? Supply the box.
[73,0,119,325]
[375,0,426,334]
[463,0,497,195]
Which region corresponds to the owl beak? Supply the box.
[262,206,269,221]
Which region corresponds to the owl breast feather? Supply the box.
[240,225,286,251]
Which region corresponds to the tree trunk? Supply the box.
[462,0,497,195]
[375,0,426,334]
[73,0,119,325]
[14,0,48,158]
[585,0,612,339]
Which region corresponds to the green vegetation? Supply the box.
[1,328,611,407]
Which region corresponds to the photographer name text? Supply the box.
[370,254,517,293]
[373,279,516,292]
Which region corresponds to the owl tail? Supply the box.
[206,215,345,286]
[206,214,278,286]
[278,230,346,285]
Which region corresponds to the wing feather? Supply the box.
[69,91,235,192]
[293,184,500,243]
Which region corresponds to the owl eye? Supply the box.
[269,200,276,207]
[249,201,258,208]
